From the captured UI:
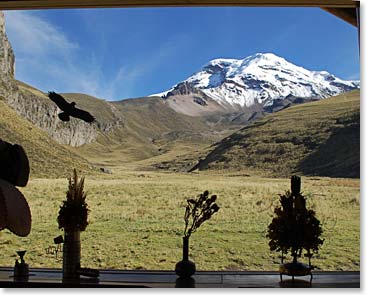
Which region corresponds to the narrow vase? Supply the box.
[175,236,196,279]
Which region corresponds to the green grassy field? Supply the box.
[0,171,359,271]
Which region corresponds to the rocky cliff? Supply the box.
[0,11,15,103]
[0,12,14,79]
[0,12,121,147]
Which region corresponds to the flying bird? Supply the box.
[47,91,95,123]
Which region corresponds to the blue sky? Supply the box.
[4,7,359,101]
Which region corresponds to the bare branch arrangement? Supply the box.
[183,190,220,238]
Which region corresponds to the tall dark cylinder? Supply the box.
[291,175,301,196]
[62,230,81,281]
[183,236,189,261]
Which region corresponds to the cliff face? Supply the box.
[0,12,14,79]
[7,86,99,146]
[0,11,15,102]
[0,12,122,147]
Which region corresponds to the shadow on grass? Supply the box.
[297,122,359,178]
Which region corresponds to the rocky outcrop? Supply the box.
[0,12,121,147]
[0,12,14,79]
[0,11,16,102]
[165,82,207,98]
[6,88,99,146]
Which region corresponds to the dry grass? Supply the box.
[0,171,359,272]
[199,90,360,178]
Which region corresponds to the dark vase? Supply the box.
[62,230,81,281]
[175,236,196,279]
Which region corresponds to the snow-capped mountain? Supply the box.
[152,53,359,116]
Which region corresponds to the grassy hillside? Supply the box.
[61,93,122,126]
[9,81,360,178]
[0,99,91,178]
[196,90,360,178]
[16,80,49,99]
[7,81,235,169]
[15,84,121,127]
[74,96,234,167]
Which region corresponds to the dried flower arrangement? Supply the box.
[57,169,89,232]
[183,190,220,238]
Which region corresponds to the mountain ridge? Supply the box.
[153,52,359,117]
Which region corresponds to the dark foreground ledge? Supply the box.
[0,267,360,288]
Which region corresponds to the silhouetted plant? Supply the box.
[267,176,324,265]
[183,190,220,238]
[57,169,89,232]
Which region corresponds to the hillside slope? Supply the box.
[193,90,360,178]
[0,98,91,178]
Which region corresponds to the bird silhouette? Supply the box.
[47,91,95,123]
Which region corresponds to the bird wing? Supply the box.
[48,91,70,111]
[70,107,96,123]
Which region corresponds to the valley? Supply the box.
[0,86,360,271]
[0,87,359,271]
[0,11,360,272]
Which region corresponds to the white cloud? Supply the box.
[4,11,78,56]
[3,11,190,100]
[3,11,106,98]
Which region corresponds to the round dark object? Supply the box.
[0,141,30,187]
[175,259,196,279]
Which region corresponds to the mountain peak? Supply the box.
[246,52,285,62]
[157,52,359,112]
[204,53,288,71]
